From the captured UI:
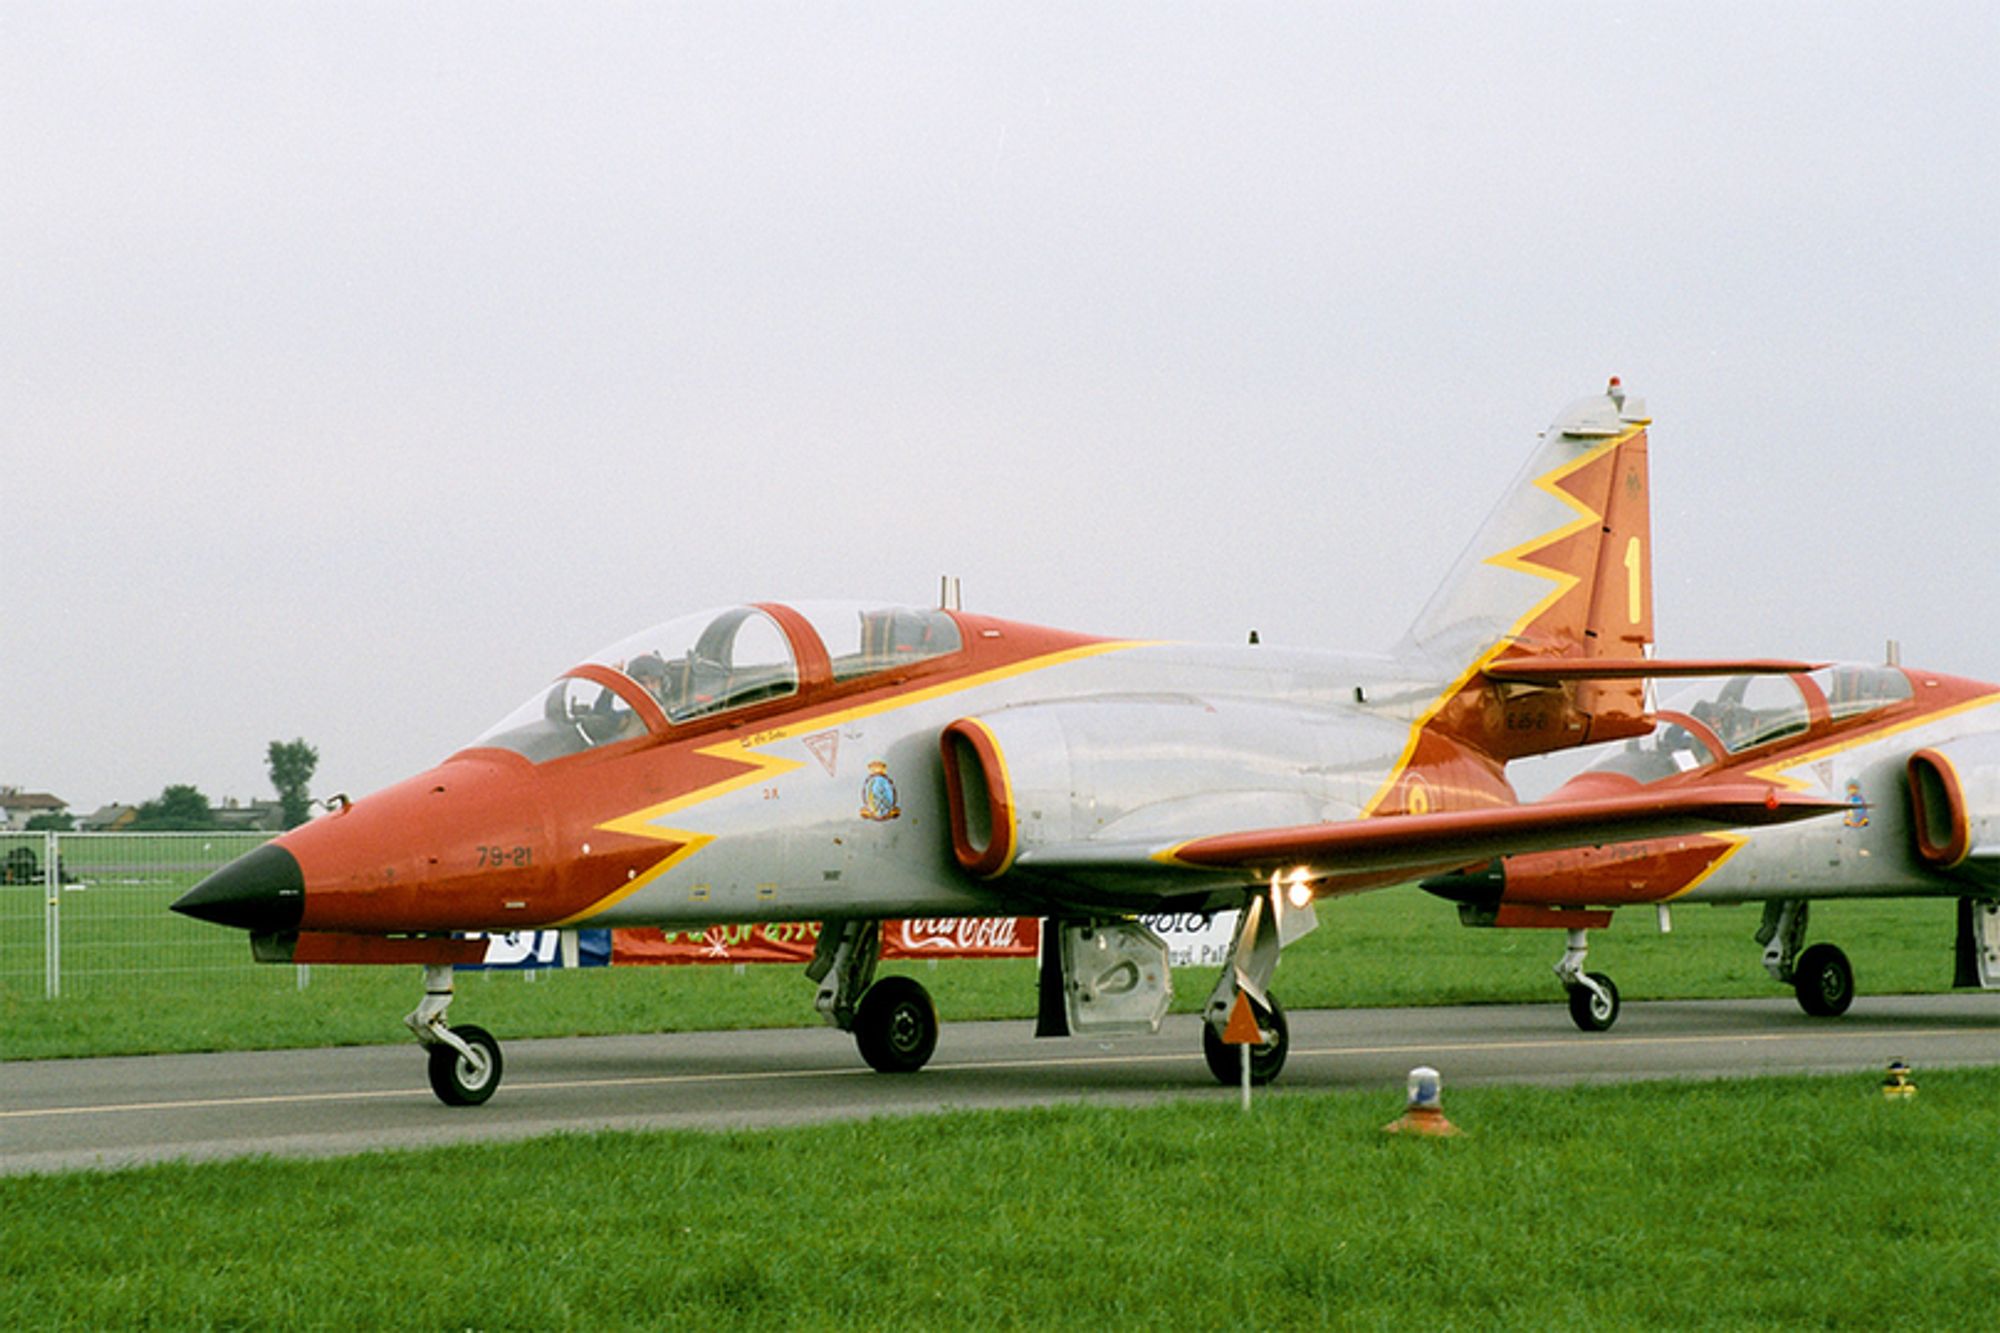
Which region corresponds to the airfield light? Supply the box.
[1383,1065,1462,1137]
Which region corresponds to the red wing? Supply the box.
[1162,784,1838,877]
[1482,657,1824,682]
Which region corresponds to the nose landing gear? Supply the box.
[1555,928,1621,1032]
[408,963,504,1106]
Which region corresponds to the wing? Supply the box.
[1010,784,1839,905]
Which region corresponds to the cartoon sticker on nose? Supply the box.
[860,761,901,821]
[1843,779,1870,828]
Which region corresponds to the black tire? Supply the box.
[855,976,938,1073]
[1794,943,1855,1017]
[1202,994,1290,1086]
[427,1024,503,1106]
[1567,972,1621,1032]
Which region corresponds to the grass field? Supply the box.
[0,875,1969,1060]
[2,1067,1992,1328]
[3,843,1991,1328]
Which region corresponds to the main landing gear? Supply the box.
[1200,887,1301,1085]
[1201,994,1290,1085]
[808,920,940,1073]
[403,901,1311,1106]
[1549,902,1859,1035]
[1759,901,1855,1018]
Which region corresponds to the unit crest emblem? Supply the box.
[860,762,901,821]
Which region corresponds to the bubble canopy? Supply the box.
[472,602,964,763]
[1582,663,1916,781]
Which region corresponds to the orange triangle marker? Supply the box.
[1222,991,1264,1046]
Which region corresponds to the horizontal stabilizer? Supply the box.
[1482,657,1826,683]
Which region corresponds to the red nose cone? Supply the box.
[284,752,554,933]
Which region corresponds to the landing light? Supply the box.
[1286,866,1314,909]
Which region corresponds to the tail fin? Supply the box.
[1394,379,1655,761]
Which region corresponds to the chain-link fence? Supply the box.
[0,831,281,998]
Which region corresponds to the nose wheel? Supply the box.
[427,1024,503,1106]
[1566,973,1620,1031]
[408,964,506,1106]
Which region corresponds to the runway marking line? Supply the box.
[2,1024,1974,1123]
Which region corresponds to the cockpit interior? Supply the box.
[1584,664,1913,784]
[473,602,963,763]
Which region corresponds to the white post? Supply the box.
[44,831,60,1000]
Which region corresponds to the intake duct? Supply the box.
[941,719,1015,879]
[1908,748,1970,869]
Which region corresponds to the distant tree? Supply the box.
[132,784,217,831]
[266,738,320,830]
[25,812,74,831]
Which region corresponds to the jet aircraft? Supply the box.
[173,381,1835,1105]
[1424,660,2000,1030]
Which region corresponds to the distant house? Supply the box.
[78,804,138,832]
[212,798,287,833]
[0,787,69,831]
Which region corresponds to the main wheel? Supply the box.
[1794,943,1855,1017]
[855,976,939,1073]
[427,1024,503,1106]
[1567,972,1621,1031]
[1202,994,1290,1086]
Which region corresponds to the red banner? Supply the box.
[611,917,1040,966]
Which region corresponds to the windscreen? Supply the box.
[1808,664,1912,722]
[791,601,963,681]
[1661,674,1811,755]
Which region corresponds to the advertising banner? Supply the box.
[1141,910,1239,969]
[464,929,613,969]
[611,917,1040,965]
[463,914,1226,971]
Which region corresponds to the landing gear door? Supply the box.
[1058,920,1173,1035]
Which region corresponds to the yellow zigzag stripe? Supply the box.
[553,639,1146,923]
[1360,423,1645,816]
[1662,830,1749,901]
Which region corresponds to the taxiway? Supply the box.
[5,994,1995,1175]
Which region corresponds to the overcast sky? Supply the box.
[4,3,1995,815]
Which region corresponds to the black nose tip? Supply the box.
[172,843,306,932]
[1417,858,1506,907]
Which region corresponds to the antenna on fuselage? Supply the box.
[939,575,962,611]
[1886,639,1901,667]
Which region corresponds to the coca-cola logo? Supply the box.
[897,917,1024,952]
